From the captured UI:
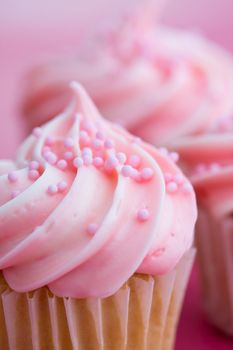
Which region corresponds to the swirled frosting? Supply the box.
[0,83,196,298]
[23,22,233,148]
[173,129,233,219]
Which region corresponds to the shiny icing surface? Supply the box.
[0,83,196,298]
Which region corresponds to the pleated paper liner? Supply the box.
[196,207,233,336]
[0,249,195,350]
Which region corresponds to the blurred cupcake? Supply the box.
[0,83,196,349]
[22,15,233,148]
[173,122,233,335]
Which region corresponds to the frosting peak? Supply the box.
[1,83,197,298]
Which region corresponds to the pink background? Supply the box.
[0,1,233,348]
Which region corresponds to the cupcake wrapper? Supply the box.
[0,249,195,350]
[196,207,233,335]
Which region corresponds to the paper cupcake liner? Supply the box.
[196,207,233,335]
[0,249,195,350]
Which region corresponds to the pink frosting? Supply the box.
[0,83,196,298]
[23,23,233,147]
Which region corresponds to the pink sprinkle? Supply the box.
[82,147,93,157]
[182,183,193,194]
[32,127,42,138]
[116,152,127,164]
[11,190,21,199]
[28,170,40,181]
[128,155,141,168]
[81,120,94,133]
[121,165,134,177]
[73,157,84,168]
[29,161,40,170]
[96,131,105,140]
[169,152,179,163]
[45,136,55,146]
[104,139,114,149]
[104,155,118,172]
[174,173,184,185]
[83,155,93,166]
[137,208,150,222]
[64,151,74,161]
[47,184,58,195]
[43,151,57,165]
[93,157,104,168]
[140,168,154,181]
[64,137,74,149]
[57,159,68,170]
[164,172,173,183]
[79,131,90,146]
[130,168,140,181]
[91,139,103,151]
[87,223,98,236]
[166,181,178,193]
[57,181,68,193]
[8,172,18,183]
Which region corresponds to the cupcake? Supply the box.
[22,18,233,149]
[172,124,233,335]
[0,83,197,349]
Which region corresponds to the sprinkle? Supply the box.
[64,151,74,161]
[104,155,118,172]
[96,131,105,140]
[11,190,21,199]
[57,181,68,193]
[8,172,18,183]
[29,161,40,170]
[73,157,84,168]
[57,159,68,170]
[32,127,42,138]
[128,155,141,168]
[45,136,55,146]
[81,120,94,133]
[173,173,184,185]
[140,168,154,181]
[104,139,114,149]
[164,172,173,183]
[82,147,93,157]
[91,138,103,151]
[137,208,150,222]
[182,183,193,194]
[166,181,178,193]
[64,137,74,149]
[83,155,93,166]
[47,184,58,195]
[87,223,98,236]
[130,168,140,181]
[43,151,57,165]
[79,131,90,146]
[169,152,179,163]
[116,152,127,164]
[28,170,40,181]
[121,165,134,177]
[93,157,104,168]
